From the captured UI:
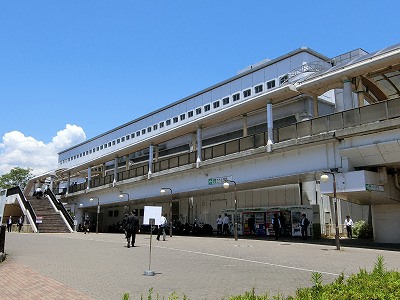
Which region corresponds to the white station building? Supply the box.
[5,42,400,243]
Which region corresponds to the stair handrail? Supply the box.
[44,189,74,229]
[6,186,38,232]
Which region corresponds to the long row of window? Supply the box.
[60,77,280,165]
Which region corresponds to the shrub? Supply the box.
[122,257,400,299]
[353,220,373,239]
[294,255,400,299]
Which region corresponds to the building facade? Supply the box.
[28,42,400,243]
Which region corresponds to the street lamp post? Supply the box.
[160,188,173,237]
[223,180,238,241]
[320,172,340,250]
[119,192,130,212]
[90,197,100,234]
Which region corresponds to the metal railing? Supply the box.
[6,186,36,224]
[276,97,399,141]
[68,98,400,193]
[45,189,74,229]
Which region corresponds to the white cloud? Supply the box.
[0,124,86,176]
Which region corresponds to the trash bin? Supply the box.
[0,225,6,253]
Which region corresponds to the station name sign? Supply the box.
[208,176,232,185]
[365,184,384,192]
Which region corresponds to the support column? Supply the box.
[196,126,202,168]
[356,76,365,107]
[49,175,55,192]
[148,144,153,179]
[266,101,273,153]
[87,167,91,190]
[66,172,71,195]
[242,114,248,137]
[154,145,159,162]
[113,157,118,186]
[343,78,353,110]
[191,133,197,152]
[102,163,106,177]
[312,94,319,118]
[125,155,130,171]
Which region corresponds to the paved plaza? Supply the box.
[1,232,399,300]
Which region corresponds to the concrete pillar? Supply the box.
[312,94,319,118]
[102,163,106,177]
[154,145,158,162]
[49,175,55,192]
[343,78,353,110]
[113,157,118,186]
[356,76,365,107]
[266,101,273,152]
[191,133,197,152]
[196,126,202,168]
[66,172,71,195]
[125,155,130,170]
[148,144,153,179]
[242,114,248,137]
[87,167,91,190]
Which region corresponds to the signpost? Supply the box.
[143,206,162,276]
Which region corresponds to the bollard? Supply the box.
[0,225,6,253]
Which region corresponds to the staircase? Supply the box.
[27,196,71,233]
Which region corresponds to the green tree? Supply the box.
[0,167,34,190]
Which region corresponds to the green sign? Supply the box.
[208,176,231,185]
[365,184,384,192]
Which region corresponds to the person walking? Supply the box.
[84,220,90,234]
[344,215,353,238]
[126,210,139,248]
[216,215,223,235]
[300,214,310,240]
[157,213,167,241]
[18,216,24,233]
[272,213,281,240]
[222,213,230,236]
[121,213,128,238]
[279,212,286,237]
[35,187,43,199]
[248,214,256,236]
[7,216,12,232]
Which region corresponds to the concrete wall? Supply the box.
[372,204,400,243]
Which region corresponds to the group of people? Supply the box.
[33,187,45,199]
[95,209,354,248]
[216,213,230,236]
[6,216,24,233]
[120,211,168,247]
[217,212,313,240]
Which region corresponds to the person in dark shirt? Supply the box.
[125,210,139,248]
[248,215,255,235]
[300,214,310,240]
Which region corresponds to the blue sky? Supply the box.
[0,1,399,175]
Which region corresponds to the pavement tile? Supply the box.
[1,232,399,300]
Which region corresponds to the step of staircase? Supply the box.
[27,196,71,233]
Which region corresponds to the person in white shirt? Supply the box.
[7,216,12,232]
[157,214,167,241]
[216,215,223,235]
[222,213,230,236]
[344,215,354,238]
